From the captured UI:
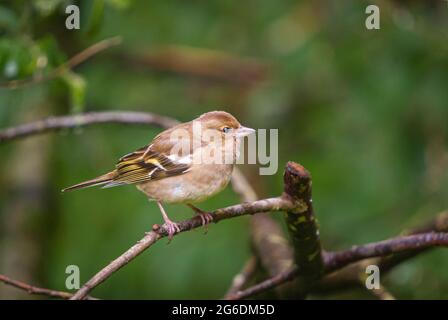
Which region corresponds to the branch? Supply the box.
[224,256,258,297]
[313,212,448,293]
[70,195,296,300]
[0,274,97,300]
[0,37,122,90]
[230,168,258,203]
[377,211,448,272]
[4,110,446,299]
[227,163,325,300]
[249,214,294,288]
[283,162,324,296]
[226,267,298,300]
[0,110,296,300]
[232,167,296,297]
[0,111,179,143]
[366,285,396,300]
[323,232,448,273]
[233,231,448,299]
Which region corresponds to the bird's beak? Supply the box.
[236,126,256,137]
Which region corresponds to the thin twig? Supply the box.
[250,214,294,279]
[0,36,122,89]
[72,162,327,300]
[0,274,97,300]
[0,111,179,143]
[225,267,298,300]
[323,232,448,273]
[367,285,396,300]
[377,211,448,272]
[225,256,259,297]
[3,110,447,300]
[232,231,448,299]
[230,169,258,202]
[313,211,448,294]
[70,196,296,300]
[0,111,295,299]
[232,163,297,298]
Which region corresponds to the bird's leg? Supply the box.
[187,204,214,233]
[156,201,180,241]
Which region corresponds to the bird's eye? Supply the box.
[222,126,231,133]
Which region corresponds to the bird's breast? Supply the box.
[137,164,234,204]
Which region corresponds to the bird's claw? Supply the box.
[198,212,214,234]
[186,204,214,235]
[163,220,180,243]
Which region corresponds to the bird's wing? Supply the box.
[103,143,191,188]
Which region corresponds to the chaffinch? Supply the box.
[63,111,255,239]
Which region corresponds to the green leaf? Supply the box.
[61,71,86,113]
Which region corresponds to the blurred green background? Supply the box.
[0,0,448,299]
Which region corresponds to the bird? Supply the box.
[62,111,255,239]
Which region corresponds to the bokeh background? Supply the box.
[0,0,448,299]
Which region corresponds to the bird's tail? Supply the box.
[62,171,117,192]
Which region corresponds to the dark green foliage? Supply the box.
[0,0,447,299]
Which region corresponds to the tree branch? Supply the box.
[377,211,448,272]
[1,110,284,300]
[3,110,447,300]
[227,163,325,300]
[0,37,122,90]
[70,195,296,300]
[225,267,298,300]
[224,256,258,297]
[231,167,296,297]
[366,284,396,300]
[0,274,97,300]
[323,232,448,273]
[283,162,324,297]
[313,212,448,294]
[231,231,448,299]
[0,111,179,143]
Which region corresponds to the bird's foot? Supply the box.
[197,212,214,234]
[162,219,180,242]
[187,204,214,234]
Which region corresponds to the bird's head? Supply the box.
[198,111,255,139]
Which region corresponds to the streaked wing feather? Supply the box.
[106,144,190,187]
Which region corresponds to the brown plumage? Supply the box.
[62,111,255,239]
